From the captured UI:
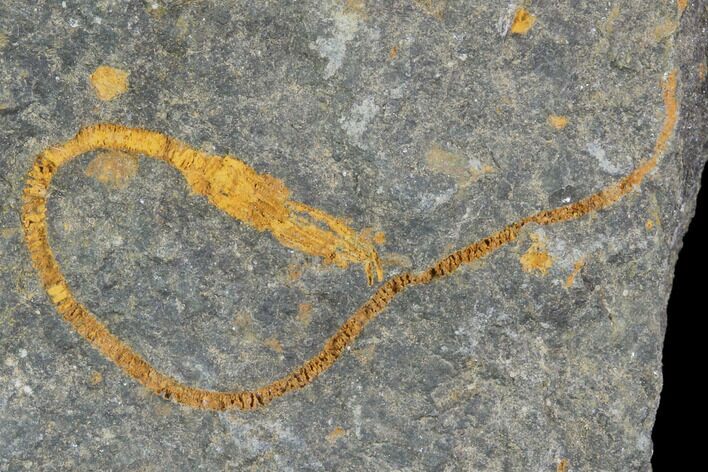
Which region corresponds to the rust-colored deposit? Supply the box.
[22,71,677,410]
[565,257,586,288]
[677,0,688,14]
[520,234,553,275]
[89,65,129,101]
[510,7,536,34]
[85,151,139,189]
[548,114,569,130]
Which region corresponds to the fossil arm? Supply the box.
[20,72,677,410]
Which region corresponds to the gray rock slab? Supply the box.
[1,1,705,470]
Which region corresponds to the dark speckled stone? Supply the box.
[1,1,705,470]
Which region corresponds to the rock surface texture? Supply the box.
[1,1,705,470]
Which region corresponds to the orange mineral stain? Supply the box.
[286,262,304,282]
[548,115,569,129]
[652,19,678,42]
[425,145,492,188]
[677,0,688,14]
[326,426,347,443]
[425,145,467,176]
[414,0,446,18]
[345,0,367,18]
[520,234,553,275]
[381,252,413,270]
[264,338,284,354]
[89,66,129,101]
[653,70,678,158]
[352,343,376,365]
[511,8,536,35]
[297,302,313,326]
[21,69,678,411]
[85,151,139,189]
[565,257,586,288]
[89,371,104,385]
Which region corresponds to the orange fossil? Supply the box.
[26,125,383,284]
[21,70,677,410]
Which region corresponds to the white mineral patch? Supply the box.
[433,187,456,207]
[340,97,379,147]
[311,10,360,79]
[389,83,405,99]
[587,142,622,175]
